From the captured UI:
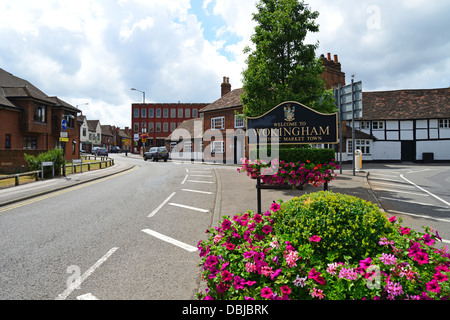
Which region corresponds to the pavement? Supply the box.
[0,158,136,208]
[0,154,382,221]
[214,165,381,222]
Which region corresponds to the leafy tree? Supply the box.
[241,0,336,117]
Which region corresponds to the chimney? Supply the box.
[334,54,338,63]
[221,76,231,97]
[327,53,331,60]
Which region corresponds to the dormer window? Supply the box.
[34,105,46,123]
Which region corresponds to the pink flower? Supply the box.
[280,285,291,295]
[270,202,281,212]
[379,253,397,265]
[262,225,273,234]
[310,288,325,299]
[426,280,440,293]
[359,257,372,270]
[225,243,235,251]
[221,270,233,282]
[253,214,263,223]
[309,235,321,243]
[261,287,273,299]
[308,268,326,285]
[222,219,231,230]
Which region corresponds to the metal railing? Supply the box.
[0,156,114,187]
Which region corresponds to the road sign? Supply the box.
[59,137,69,142]
[60,132,68,138]
[335,81,363,121]
[61,119,68,131]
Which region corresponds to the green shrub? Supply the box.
[24,148,64,178]
[273,191,397,262]
[250,146,335,164]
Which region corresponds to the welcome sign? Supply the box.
[247,101,338,145]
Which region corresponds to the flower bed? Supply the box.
[197,192,450,300]
[237,158,339,188]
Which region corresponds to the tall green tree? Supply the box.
[241,0,336,117]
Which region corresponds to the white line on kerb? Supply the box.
[141,229,198,252]
[148,192,176,217]
[400,174,450,207]
[168,203,209,213]
[182,189,213,195]
[56,247,118,300]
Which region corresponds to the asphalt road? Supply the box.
[367,164,450,246]
[0,155,216,300]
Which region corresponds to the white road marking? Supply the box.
[56,247,118,300]
[379,197,447,208]
[181,175,189,185]
[76,293,98,300]
[372,188,429,197]
[182,189,213,195]
[187,180,214,184]
[400,174,450,207]
[148,192,176,217]
[190,174,213,178]
[141,229,197,252]
[370,181,416,189]
[388,210,450,223]
[168,203,209,213]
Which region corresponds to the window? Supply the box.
[23,136,37,149]
[348,139,371,154]
[134,123,139,132]
[211,117,225,130]
[5,134,11,149]
[235,114,245,128]
[211,141,225,153]
[141,108,147,118]
[184,141,192,152]
[192,109,198,118]
[163,108,169,118]
[156,122,161,132]
[149,109,154,118]
[372,121,384,130]
[83,128,87,137]
[156,108,161,118]
[171,108,176,118]
[360,121,370,130]
[185,109,190,118]
[178,108,183,118]
[439,119,450,128]
[148,122,154,132]
[170,122,176,132]
[163,122,168,132]
[34,105,46,123]
[134,108,140,118]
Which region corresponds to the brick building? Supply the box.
[0,68,81,174]
[131,102,209,153]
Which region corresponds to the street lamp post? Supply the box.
[131,88,146,154]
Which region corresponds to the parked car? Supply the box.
[111,146,122,153]
[144,147,169,162]
[91,147,99,155]
[97,148,108,156]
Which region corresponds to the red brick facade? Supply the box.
[131,103,209,153]
[0,68,81,174]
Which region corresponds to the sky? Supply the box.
[1,0,449,128]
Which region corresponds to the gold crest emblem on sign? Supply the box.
[284,105,295,122]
